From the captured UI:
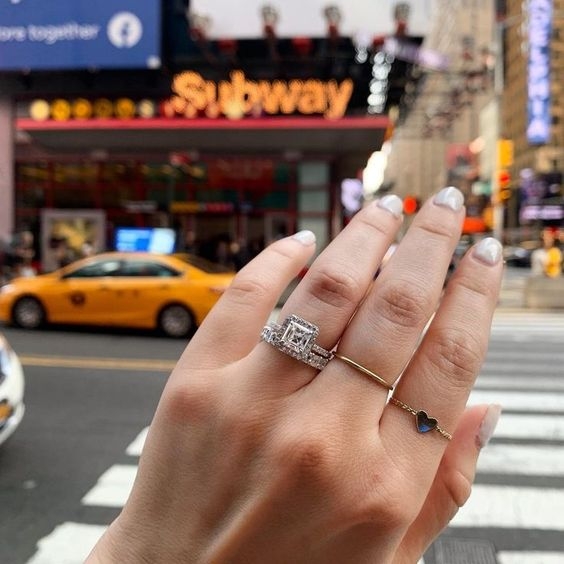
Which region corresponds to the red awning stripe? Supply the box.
[16,116,389,132]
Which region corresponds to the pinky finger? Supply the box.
[184,231,317,367]
[392,404,501,564]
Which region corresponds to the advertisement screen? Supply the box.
[115,228,176,254]
[0,0,161,71]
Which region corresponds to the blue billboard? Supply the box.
[527,0,552,145]
[0,1,161,71]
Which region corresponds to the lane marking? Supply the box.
[498,552,564,564]
[81,465,136,508]
[469,390,564,412]
[125,427,149,457]
[20,355,175,372]
[494,414,564,440]
[478,444,564,476]
[26,522,106,564]
[451,485,564,529]
[476,377,564,391]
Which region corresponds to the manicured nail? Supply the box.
[473,237,503,265]
[292,230,316,246]
[377,194,403,218]
[434,186,464,211]
[477,404,502,448]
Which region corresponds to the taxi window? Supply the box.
[119,260,180,278]
[64,260,122,278]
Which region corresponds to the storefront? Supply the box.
[13,110,388,267]
[1,1,421,269]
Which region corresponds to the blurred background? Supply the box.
[0,1,563,564]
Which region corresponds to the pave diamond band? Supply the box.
[261,314,333,370]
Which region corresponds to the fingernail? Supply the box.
[292,230,316,246]
[434,186,464,211]
[477,404,502,448]
[377,194,403,218]
[473,237,503,265]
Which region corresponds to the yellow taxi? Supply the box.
[0,253,235,338]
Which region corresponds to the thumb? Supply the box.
[393,404,502,564]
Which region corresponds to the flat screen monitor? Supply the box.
[115,228,176,254]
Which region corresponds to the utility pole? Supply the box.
[491,19,505,243]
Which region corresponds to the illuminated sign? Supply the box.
[0,1,160,71]
[168,71,354,120]
[520,204,564,221]
[527,0,552,144]
[28,98,156,121]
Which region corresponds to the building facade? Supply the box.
[0,1,433,270]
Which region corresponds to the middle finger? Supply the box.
[316,187,465,417]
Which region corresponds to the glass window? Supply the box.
[119,260,180,277]
[298,190,329,213]
[64,260,122,278]
[297,162,329,187]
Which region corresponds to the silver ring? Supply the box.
[261,314,333,370]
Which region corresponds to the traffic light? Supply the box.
[498,169,511,201]
[498,169,511,188]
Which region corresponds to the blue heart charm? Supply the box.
[416,410,438,434]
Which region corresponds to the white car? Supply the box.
[0,333,25,447]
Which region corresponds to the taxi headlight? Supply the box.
[0,284,15,295]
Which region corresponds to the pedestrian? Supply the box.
[530,227,562,278]
[87,187,503,564]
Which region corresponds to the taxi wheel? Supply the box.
[12,297,46,329]
[158,304,195,338]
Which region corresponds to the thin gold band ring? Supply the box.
[389,397,452,440]
[333,353,394,392]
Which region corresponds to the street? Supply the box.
[1,295,564,563]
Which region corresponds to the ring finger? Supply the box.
[250,195,404,392]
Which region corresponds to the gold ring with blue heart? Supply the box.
[389,397,452,440]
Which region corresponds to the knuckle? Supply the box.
[444,467,473,510]
[354,489,413,530]
[376,279,431,328]
[455,272,497,301]
[414,218,456,241]
[306,267,363,311]
[224,275,270,307]
[354,213,393,238]
[428,327,484,385]
[275,432,337,485]
[162,379,216,426]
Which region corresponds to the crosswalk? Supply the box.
[26,312,564,564]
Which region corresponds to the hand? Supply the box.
[87,187,503,564]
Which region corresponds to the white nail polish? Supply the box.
[473,237,503,265]
[434,186,464,211]
[477,404,502,448]
[377,195,403,218]
[292,230,316,246]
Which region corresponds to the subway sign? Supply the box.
[167,71,354,120]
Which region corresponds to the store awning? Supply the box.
[16,116,389,156]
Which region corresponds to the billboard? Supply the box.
[526,0,552,145]
[190,0,434,39]
[0,1,161,71]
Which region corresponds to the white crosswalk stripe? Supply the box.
[26,311,564,563]
[490,311,564,341]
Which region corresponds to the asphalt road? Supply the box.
[0,327,184,564]
[0,306,563,564]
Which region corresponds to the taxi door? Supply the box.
[46,258,123,325]
[107,259,181,328]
